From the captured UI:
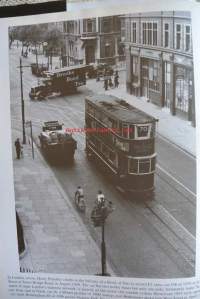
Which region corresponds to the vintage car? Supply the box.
[39,121,77,162]
[29,85,49,101]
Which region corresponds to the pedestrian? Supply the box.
[114,71,119,88]
[15,138,21,159]
[104,77,108,91]
[109,77,113,88]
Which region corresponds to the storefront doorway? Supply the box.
[85,45,95,64]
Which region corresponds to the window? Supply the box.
[122,123,129,138]
[164,23,169,47]
[132,22,137,43]
[142,22,157,46]
[149,61,159,92]
[102,18,112,33]
[128,156,156,174]
[176,24,181,50]
[153,23,157,46]
[129,125,135,139]
[105,44,111,57]
[83,19,96,33]
[132,56,138,83]
[147,22,152,45]
[139,159,150,173]
[129,159,138,173]
[185,25,191,52]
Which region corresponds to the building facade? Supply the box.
[123,11,195,124]
[63,16,124,66]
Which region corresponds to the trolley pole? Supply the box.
[19,57,26,144]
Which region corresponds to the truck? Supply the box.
[29,64,90,100]
[39,121,77,163]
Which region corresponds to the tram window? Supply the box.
[109,151,117,165]
[150,123,155,137]
[129,158,138,173]
[102,144,109,157]
[151,156,156,171]
[129,125,135,139]
[139,159,150,173]
[122,124,129,138]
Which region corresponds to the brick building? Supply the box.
[122,11,195,124]
[63,16,124,66]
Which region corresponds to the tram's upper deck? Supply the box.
[86,95,158,124]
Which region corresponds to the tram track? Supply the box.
[11,99,196,277]
[12,118,196,277]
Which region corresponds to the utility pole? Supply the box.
[91,199,114,276]
[19,57,26,144]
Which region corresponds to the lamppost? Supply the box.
[91,199,114,276]
[19,57,26,144]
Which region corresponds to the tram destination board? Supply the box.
[85,94,158,196]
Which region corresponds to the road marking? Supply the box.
[157,164,196,197]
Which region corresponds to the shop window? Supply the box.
[149,61,159,92]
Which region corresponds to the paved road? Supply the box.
[9,46,196,278]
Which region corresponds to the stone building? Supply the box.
[123,11,195,124]
[63,16,124,66]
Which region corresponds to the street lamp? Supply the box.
[19,57,26,144]
[91,199,114,276]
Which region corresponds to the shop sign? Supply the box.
[131,47,139,56]
[140,49,161,60]
[174,55,193,68]
[163,52,173,62]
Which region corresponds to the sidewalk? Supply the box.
[87,78,196,157]
[13,130,113,275]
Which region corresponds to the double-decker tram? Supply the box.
[85,95,158,197]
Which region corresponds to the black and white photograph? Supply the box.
[9,11,196,278]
